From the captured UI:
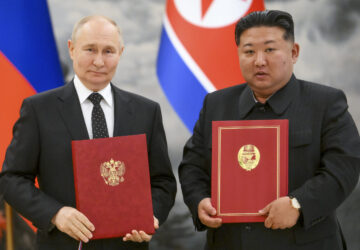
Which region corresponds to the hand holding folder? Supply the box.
[211,120,289,223]
[72,134,155,240]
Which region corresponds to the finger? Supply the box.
[199,198,217,216]
[259,204,271,215]
[153,217,159,229]
[123,233,132,242]
[124,230,142,242]
[264,217,272,228]
[209,218,222,228]
[202,216,222,228]
[271,223,279,230]
[199,209,219,225]
[139,231,152,242]
[64,228,80,241]
[203,202,217,216]
[123,232,138,242]
[154,218,159,229]
[71,217,93,240]
[68,233,80,241]
[75,211,95,232]
[131,230,143,242]
[70,225,90,243]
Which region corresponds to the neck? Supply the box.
[253,92,271,104]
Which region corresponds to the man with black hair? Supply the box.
[179,10,360,250]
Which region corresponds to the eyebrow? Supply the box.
[242,40,277,48]
[264,40,276,45]
[82,44,116,49]
[82,43,96,47]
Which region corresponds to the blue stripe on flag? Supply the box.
[156,27,207,131]
[0,0,63,92]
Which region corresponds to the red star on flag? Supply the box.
[201,0,215,19]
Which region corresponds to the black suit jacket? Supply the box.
[0,81,176,249]
[179,75,360,250]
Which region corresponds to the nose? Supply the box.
[254,52,266,67]
[93,53,104,67]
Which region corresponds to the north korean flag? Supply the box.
[157,0,265,131]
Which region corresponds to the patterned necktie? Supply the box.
[88,93,109,138]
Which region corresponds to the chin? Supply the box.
[249,81,271,89]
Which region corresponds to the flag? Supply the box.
[0,0,64,166]
[157,0,265,131]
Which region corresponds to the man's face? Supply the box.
[68,19,123,91]
[237,26,299,101]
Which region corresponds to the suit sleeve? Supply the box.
[148,103,177,225]
[178,95,211,231]
[290,89,360,229]
[0,98,63,230]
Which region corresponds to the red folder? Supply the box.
[211,120,288,223]
[72,134,154,239]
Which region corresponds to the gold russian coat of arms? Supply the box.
[100,158,126,186]
[237,144,260,171]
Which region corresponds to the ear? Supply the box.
[119,46,124,56]
[291,43,300,64]
[68,40,74,60]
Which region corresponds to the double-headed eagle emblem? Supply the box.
[100,159,126,186]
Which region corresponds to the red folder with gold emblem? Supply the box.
[72,134,154,239]
[211,120,288,222]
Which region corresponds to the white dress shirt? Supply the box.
[74,75,114,139]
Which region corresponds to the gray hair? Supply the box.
[71,15,124,48]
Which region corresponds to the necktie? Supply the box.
[88,93,109,138]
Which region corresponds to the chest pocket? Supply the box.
[290,129,312,147]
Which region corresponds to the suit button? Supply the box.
[245,225,251,231]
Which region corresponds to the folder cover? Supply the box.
[211,120,288,222]
[72,134,154,239]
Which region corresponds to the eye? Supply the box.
[85,48,93,52]
[265,48,275,53]
[244,50,254,55]
[104,47,116,54]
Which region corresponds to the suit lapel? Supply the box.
[112,84,134,137]
[57,81,89,140]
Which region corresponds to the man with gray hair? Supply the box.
[0,15,176,249]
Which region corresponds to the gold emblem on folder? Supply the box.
[100,159,126,186]
[238,144,260,171]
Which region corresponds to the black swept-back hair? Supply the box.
[235,10,295,46]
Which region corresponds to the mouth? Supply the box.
[89,70,106,73]
[254,71,268,79]
[255,71,267,76]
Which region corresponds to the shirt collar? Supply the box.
[238,74,298,118]
[74,75,113,107]
[267,74,298,115]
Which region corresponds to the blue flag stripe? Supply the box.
[157,26,207,131]
[0,0,63,92]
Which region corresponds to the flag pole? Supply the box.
[5,202,14,250]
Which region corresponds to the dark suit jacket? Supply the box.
[0,81,176,250]
[179,75,360,250]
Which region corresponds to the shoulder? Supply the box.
[112,84,160,109]
[297,79,345,97]
[23,84,66,106]
[295,79,347,107]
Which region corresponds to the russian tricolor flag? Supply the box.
[0,0,64,165]
[157,0,265,131]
